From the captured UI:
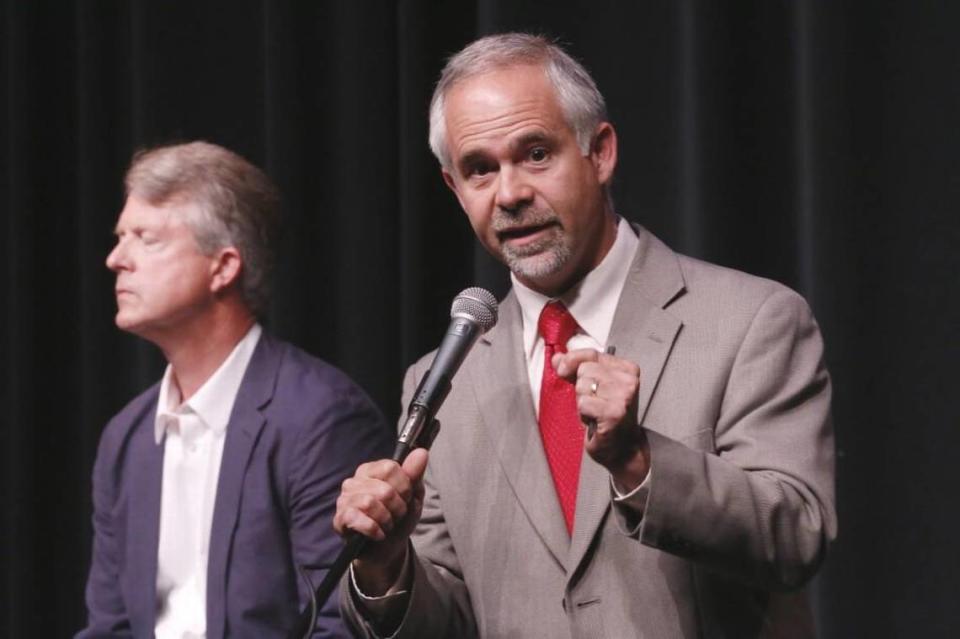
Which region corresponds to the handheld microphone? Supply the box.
[394,287,498,460]
[290,287,498,639]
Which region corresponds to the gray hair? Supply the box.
[428,33,608,169]
[124,141,280,317]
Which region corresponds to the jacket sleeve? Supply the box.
[75,420,134,639]
[287,380,395,638]
[630,288,837,590]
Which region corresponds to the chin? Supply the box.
[115,312,144,334]
[504,247,570,282]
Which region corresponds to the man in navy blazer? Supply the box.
[77,141,393,638]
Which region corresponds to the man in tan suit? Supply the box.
[335,33,836,638]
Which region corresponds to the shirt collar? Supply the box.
[513,217,639,358]
[154,323,263,444]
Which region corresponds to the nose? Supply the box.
[495,166,534,214]
[106,240,128,272]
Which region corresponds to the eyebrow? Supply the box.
[509,131,552,152]
[113,224,152,237]
[458,150,489,173]
[457,131,555,173]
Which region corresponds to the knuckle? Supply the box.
[358,459,397,479]
[371,482,398,505]
[355,461,376,476]
[372,459,397,476]
[357,493,379,512]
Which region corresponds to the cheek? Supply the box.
[460,197,494,234]
[546,171,595,224]
[154,261,211,299]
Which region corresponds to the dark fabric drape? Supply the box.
[2,1,957,636]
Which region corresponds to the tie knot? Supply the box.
[538,301,578,348]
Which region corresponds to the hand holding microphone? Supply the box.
[291,288,497,638]
[334,448,429,595]
[333,287,497,592]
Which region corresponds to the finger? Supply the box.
[402,447,430,483]
[357,458,424,505]
[575,373,604,398]
[342,472,406,504]
[368,480,412,521]
[553,348,601,378]
[336,507,389,541]
[577,357,639,382]
[356,458,403,481]
[576,362,640,395]
[578,394,631,428]
[576,394,607,424]
[409,483,425,520]
[597,352,641,376]
[412,471,426,501]
[365,492,405,530]
[338,482,408,524]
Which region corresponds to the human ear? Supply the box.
[209,247,243,293]
[590,122,618,185]
[441,167,468,212]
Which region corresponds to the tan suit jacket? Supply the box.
[343,225,836,638]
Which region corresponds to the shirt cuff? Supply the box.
[610,469,651,514]
[348,548,412,631]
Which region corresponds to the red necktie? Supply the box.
[537,301,583,534]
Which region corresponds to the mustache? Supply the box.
[491,207,560,233]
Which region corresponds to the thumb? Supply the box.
[552,352,575,378]
[401,447,430,482]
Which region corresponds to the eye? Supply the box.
[134,229,162,248]
[528,147,549,163]
[465,160,495,179]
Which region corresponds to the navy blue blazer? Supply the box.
[77,333,394,638]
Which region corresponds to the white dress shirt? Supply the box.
[153,323,262,639]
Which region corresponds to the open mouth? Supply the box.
[497,221,558,245]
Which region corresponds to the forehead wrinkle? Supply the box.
[445,66,570,163]
[450,110,556,161]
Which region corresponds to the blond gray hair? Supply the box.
[125,141,280,316]
[428,33,608,169]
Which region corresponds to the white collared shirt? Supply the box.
[153,323,262,639]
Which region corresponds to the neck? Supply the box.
[154,304,256,401]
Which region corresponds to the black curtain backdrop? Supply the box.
[2,1,958,636]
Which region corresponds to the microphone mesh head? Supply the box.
[451,287,498,333]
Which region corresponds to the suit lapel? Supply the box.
[125,396,163,635]
[567,225,684,579]
[205,334,278,638]
[469,293,571,569]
